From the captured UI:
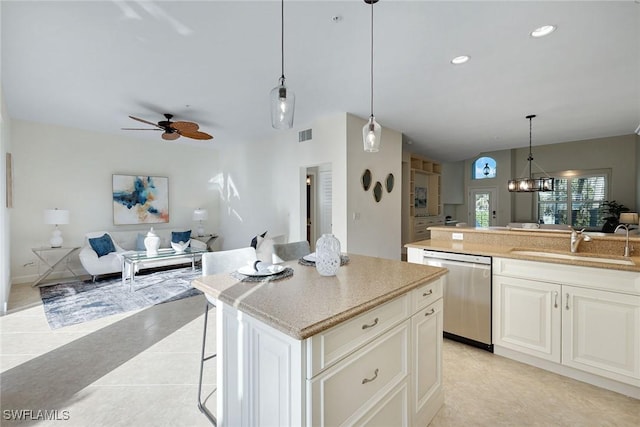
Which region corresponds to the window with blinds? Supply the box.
[537,170,609,228]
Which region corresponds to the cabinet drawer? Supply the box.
[414,228,431,241]
[307,294,409,378]
[414,218,428,228]
[412,277,443,314]
[308,322,409,427]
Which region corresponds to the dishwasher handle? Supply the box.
[424,257,492,271]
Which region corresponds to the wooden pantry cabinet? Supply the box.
[405,154,443,243]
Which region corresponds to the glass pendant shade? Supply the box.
[362,116,381,152]
[270,77,295,129]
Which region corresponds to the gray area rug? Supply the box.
[40,267,203,329]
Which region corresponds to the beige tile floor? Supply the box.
[1,282,639,427]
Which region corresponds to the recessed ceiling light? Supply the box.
[531,25,556,38]
[451,55,470,65]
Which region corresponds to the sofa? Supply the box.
[79,229,207,281]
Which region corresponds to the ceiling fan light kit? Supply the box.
[507,114,555,192]
[270,0,295,129]
[363,0,381,153]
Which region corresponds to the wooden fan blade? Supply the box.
[162,132,180,141]
[171,121,199,132]
[129,115,162,128]
[121,128,163,131]
[179,130,213,140]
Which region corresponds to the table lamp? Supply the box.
[193,208,208,237]
[44,208,70,247]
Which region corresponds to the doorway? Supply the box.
[469,188,497,227]
[306,164,332,251]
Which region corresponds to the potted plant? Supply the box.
[600,200,630,232]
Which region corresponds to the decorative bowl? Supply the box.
[171,239,190,253]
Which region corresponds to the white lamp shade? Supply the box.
[44,209,70,225]
[193,209,208,221]
[619,212,639,225]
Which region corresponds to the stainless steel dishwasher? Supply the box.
[422,250,493,351]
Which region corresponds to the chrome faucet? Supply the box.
[570,228,592,253]
[614,224,632,257]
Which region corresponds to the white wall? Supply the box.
[346,114,402,259]
[10,120,219,284]
[216,112,402,260]
[217,113,349,251]
[1,87,12,313]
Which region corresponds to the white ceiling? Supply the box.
[2,1,639,161]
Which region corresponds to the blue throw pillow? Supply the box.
[136,233,146,251]
[171,230,191,246]
[89,234,116,258]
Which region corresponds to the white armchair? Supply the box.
[79,231,129,281]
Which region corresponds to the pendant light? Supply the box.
[507,115,555,192]
[362,0,381,152]
[270,0,295,129]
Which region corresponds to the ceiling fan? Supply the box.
[122,113,213,141]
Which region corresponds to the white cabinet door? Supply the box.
[218,303,304,427]
[411,299,444,427]
[493,275,561,363]
[562,285,640,384]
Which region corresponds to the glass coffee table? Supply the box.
[121,248,207,291]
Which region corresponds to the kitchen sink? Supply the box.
[509,249,635,266]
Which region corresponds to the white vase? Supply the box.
[144,227,161,256]
[315,234,341,276]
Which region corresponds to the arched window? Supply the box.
[473,157,497,179]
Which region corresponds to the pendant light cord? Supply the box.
[280,0,285,81]
[528,116,533,179]
[369,0,374,118]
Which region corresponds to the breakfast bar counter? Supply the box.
[192,253,446,340]
[192,254,447,427]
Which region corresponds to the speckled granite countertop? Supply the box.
[406,226,640,272]
[192,254,446,340]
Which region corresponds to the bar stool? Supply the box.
[197,247,258,425]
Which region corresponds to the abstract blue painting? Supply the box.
[112,175,169,225]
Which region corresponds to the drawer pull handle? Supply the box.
[565,293,570,310]
[362,318,379,330]
[553,291,558,309]
[424,308,435,316]
[362,368,379,385]
[423,289,433,297]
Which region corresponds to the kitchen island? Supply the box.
[192,253,447,427]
